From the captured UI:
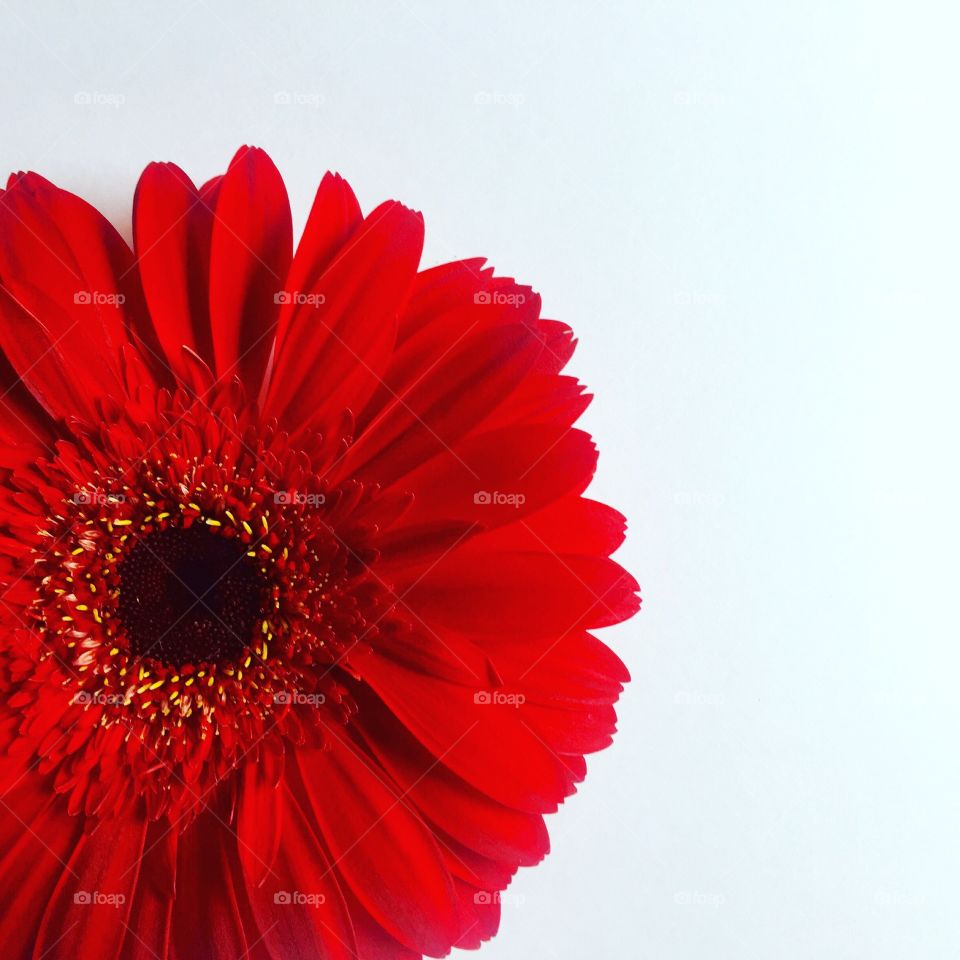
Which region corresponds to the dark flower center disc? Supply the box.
[117,524,267,665]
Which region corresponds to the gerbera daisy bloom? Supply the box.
[0,146,639,959]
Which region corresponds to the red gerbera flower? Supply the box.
[0,146,639,959]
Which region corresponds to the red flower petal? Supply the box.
[354,690,550,866]
[340,322,545,487]
[170,815,252,960]
[263,199,423,432]
[133,162,219,380]
[480,495,629,556]
[236,742,285,888]
[354,641,578,812]
[119,824,176,960]
[32,816,147,960]
[241,788,358,960]
[208,146,292,388]
[394,423,597,531]
[298,735,462,956]
[275,171,362,338]
[0,173,149,414]
[0,287,94,421]
[402,547,640,636]
[0,790,83,956]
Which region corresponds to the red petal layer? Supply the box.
[133,162,218,380]
[402,547,640,637]
[298,734,462,956]
[208,146,292,389]
[263,199,423,433]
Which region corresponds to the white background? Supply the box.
[2,2,959,957]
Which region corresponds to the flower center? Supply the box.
[17,401,393,821]
[117,524,268,666]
